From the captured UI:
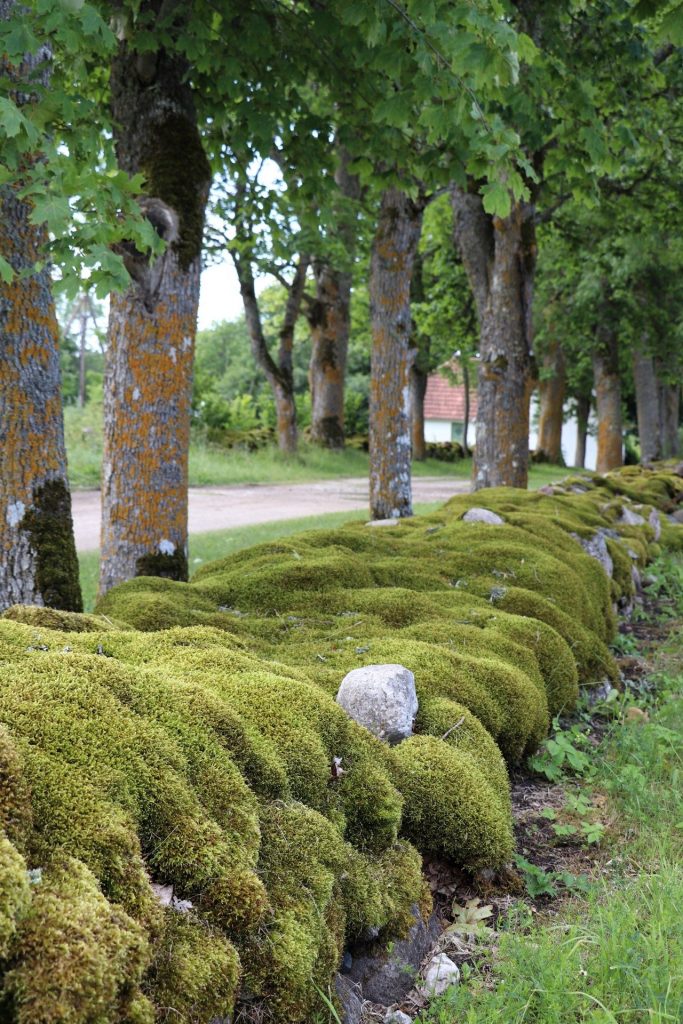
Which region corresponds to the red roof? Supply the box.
[424,364,478,421]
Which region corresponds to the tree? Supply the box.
[368,187,426,517]
[0,0,81,612]
[306,147,362,450]
[98,2,212,596]
[450,2,676,488]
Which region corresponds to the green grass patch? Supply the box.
[420,555,683,1024]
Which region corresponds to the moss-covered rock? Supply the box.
[1,465,677,1022]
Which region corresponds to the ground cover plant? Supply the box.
[1,465,682,1023]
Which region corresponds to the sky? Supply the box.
[197,258,243,330]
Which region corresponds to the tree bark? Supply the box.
[462,362,471,457]
[234,253,308,455]
[451,188,536,489]
[633,348,661,462]
[574,393,590,469]
[411,364,428,461]
[0,3,82,612]
[659,380,680,458]
[369,188,424,519]
[99,22,211,596]
[410,250,429,462]
[536,340,566,464]
[592,311,623,472]
[308,149,360,449]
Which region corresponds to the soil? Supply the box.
[70,477,471,552]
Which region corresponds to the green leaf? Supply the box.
[481,181,510,217]
[0,255,14,283]
[659,7,683,43]
[0,98,25,139]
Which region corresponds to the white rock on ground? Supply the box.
[336,665,418,744]
[462,507,504,525]
[385,1012,412,1024]
[418,952,460,998]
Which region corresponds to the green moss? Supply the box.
[0,833,29,960]
[147,912,240,1023]
[391,736,514,868]
[1,605,121,633]
[416,697,510,804]
[143,113,211,270]
[2,856,151,1024]
[20,479,83,612]
[135,548,189,583]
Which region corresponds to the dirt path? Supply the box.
[71,476,471,552]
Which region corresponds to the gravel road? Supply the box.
[71,476,471,552]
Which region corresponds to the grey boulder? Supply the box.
[336,664,418,744]
[462,507,504,525]
[571,532,613,578]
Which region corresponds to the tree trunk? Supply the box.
[234,253,307,455]
[462,362,471,457]
[411,364,428,461]
[659,380,680,458]
[451,189,536,490]
[592,315,622,473]
[574,393,590,469]
[308,150,360,449]
[536,340,566,464]
[0,5,82,612]
[369,188,424,519]
[410,250,429,462]
[99,26,211,596]
[632,348,661,463]
[78,304,88,408]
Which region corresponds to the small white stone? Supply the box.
[158,539,175,555]
[462,507,504,526]
[366,518,400,527]
[151,882,174,906]
[385,1012,412,1024]
[337,664,418,744]
[648,509,662,540]
[418,953,460,998]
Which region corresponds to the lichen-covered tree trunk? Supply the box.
[99,29,211,596]
[574,393,590,469]
[308,262,352,450]
[633,348,661,463]
[308,150,360,450]
[593,320,623,472]
[451,189,536,490]
[659,380,680,458]
[536,340,566,464]
[369,188,424,519]
[0,4,82,613]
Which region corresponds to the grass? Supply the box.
[64,404,569,490]
[420,553,683,1024]
[78,502,443,610]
